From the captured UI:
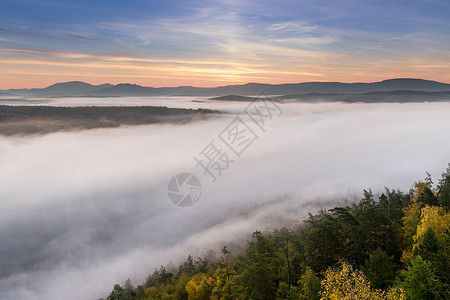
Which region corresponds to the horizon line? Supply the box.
[3,77,450,91]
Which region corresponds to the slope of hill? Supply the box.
[102,164,450,300]
[7,82,113,96]
[42,81,113,95]
[90,83,157,96]
[0,105,220,136]
[211,90,450,103]
[210,95,256,101]
[275,90,450,103]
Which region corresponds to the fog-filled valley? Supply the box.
[1,97,450,299]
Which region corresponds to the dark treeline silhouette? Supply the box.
[212,90,450,103]
[0,105,220,136]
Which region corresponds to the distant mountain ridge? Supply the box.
[6,81,114,96]
[208,90,450,103]
[3,78,450,97]
[43,81,113,95]
[275,90,450,103]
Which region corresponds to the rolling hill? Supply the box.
[3,78,450,97]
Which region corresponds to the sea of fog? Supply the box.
[0,95,248,113]
[1,97,450,300]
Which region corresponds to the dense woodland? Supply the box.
[103,165,450,300]
[0,105,219,136]
[212,91,450,103]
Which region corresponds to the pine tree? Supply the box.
[397,256,442,300]
[298,267,321,300]
[362,248,397,289]
[241,231,278,300]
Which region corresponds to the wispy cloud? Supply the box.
[1,0,449,88]
[266,22,317,32]
[358,33,420,53]
[0,26,107,42]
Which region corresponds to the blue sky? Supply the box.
[1,0,449,88]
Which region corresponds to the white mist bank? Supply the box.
[1,101,449,300]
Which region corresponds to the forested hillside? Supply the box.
[103,165,450,300]
[0,105,219,136]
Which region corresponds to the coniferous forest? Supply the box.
[103,165,450,300]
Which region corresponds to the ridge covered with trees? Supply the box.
[0,105,220,136]
[103,165,450,300]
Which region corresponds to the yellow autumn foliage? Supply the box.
[185,273,211,300]
[413,205,450,256]
[320,261,405,300]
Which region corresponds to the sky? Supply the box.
[0,0,449,88]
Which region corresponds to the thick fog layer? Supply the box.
[1,100,450,299]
